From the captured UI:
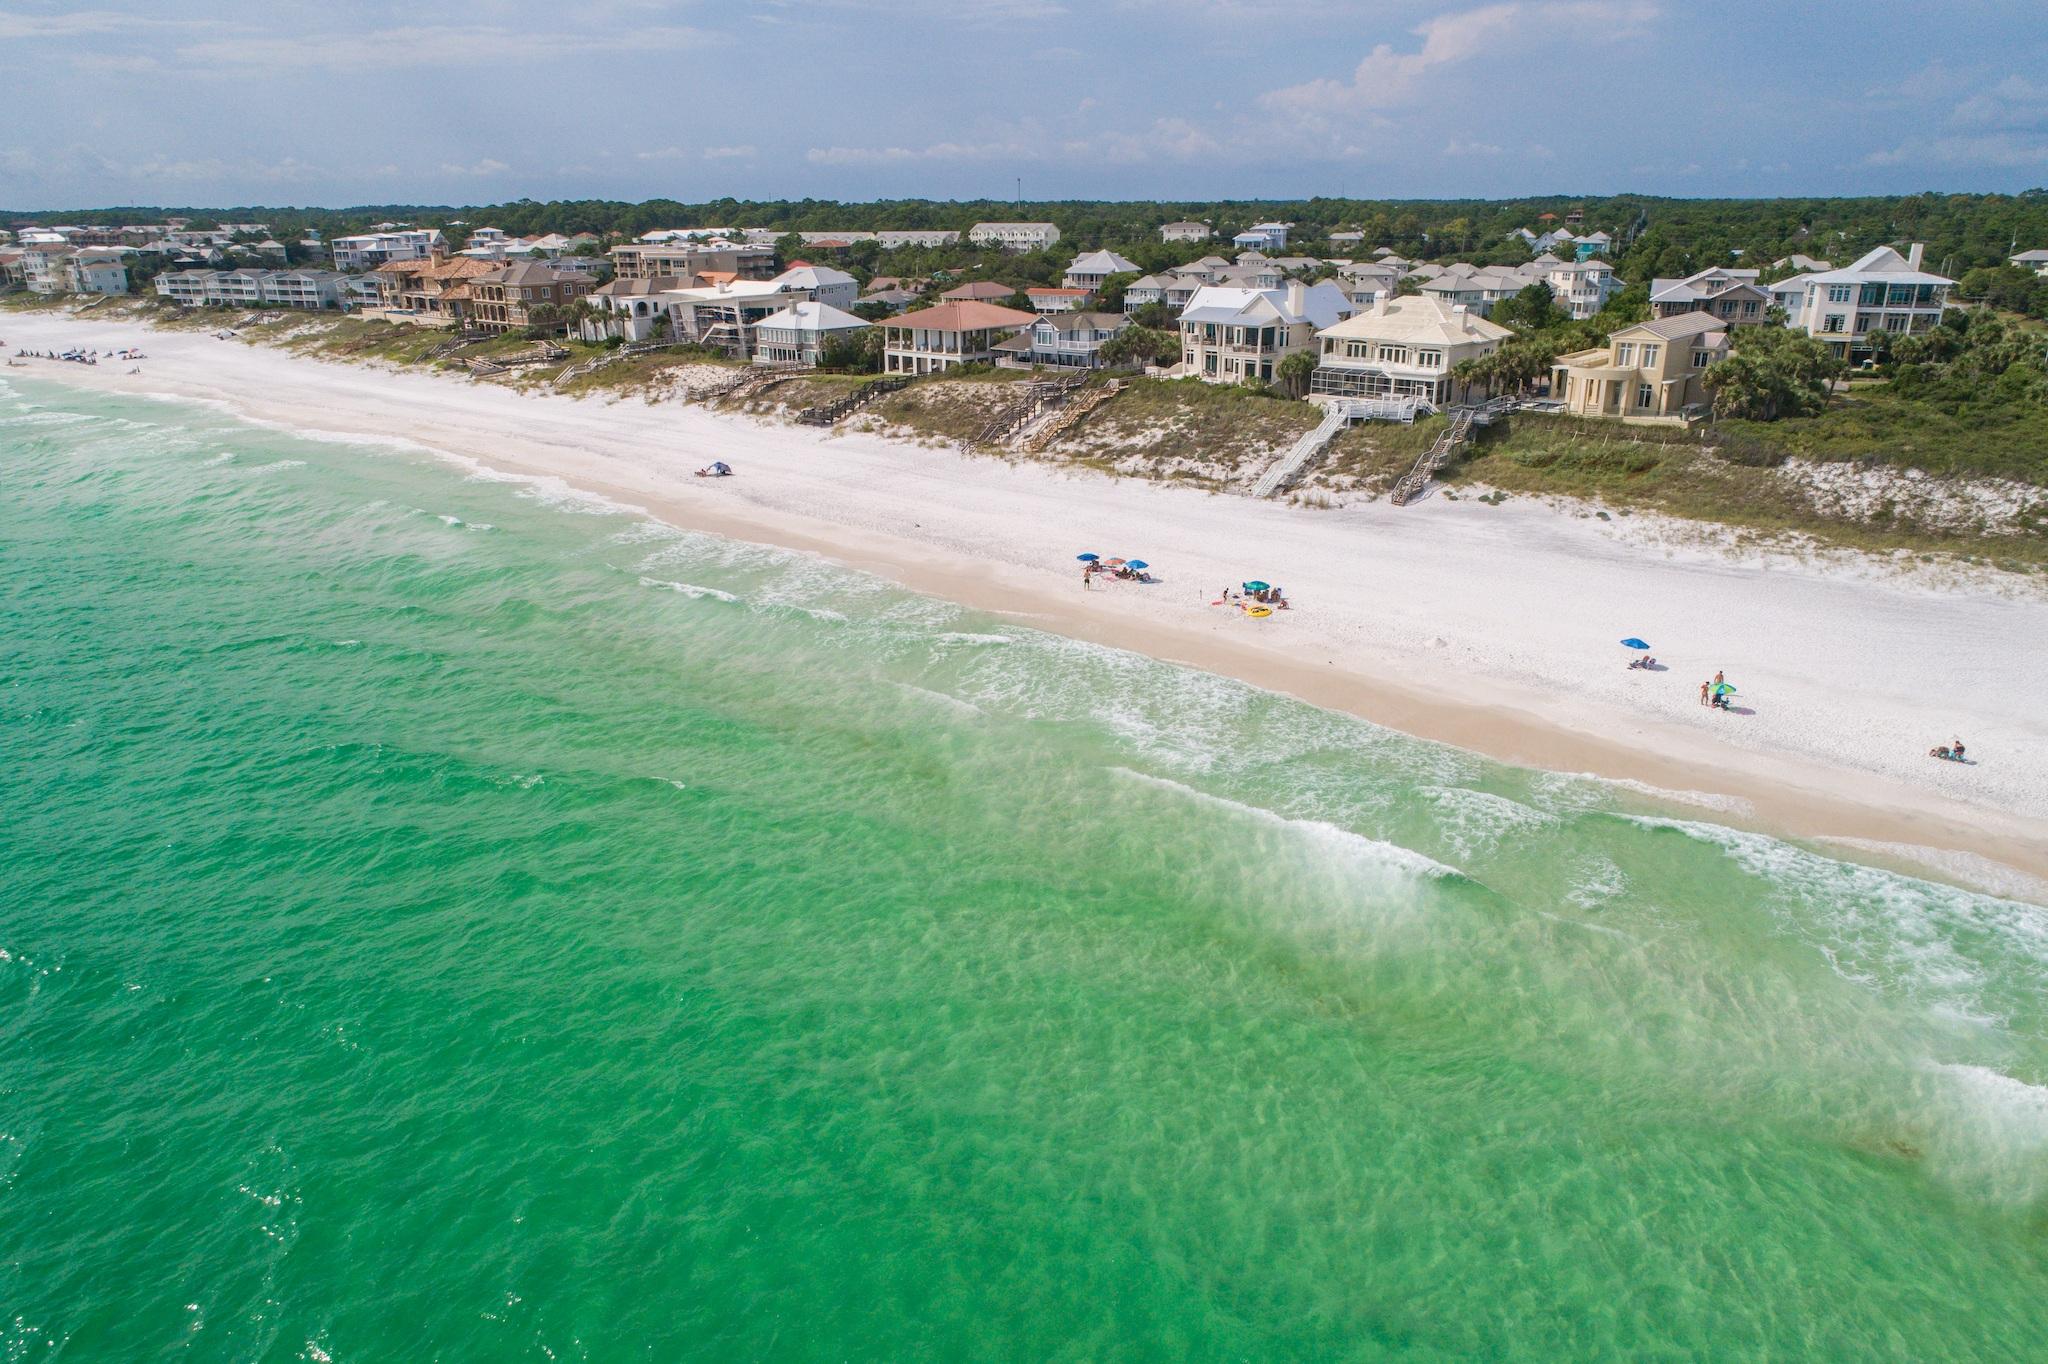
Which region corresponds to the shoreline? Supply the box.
[8,309,2047,898]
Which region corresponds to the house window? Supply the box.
[1640,344,1660,366]
[1742,301,1759,317]
[1826,284,1852,304]
[1345,340,1369,358]
[1378,345,1409,364]
[1416,349,1443,369]
[1636,383,1654,408]
[1692,349,1714,369]
[1613,342,1636,366]
[1822,313,1846,333]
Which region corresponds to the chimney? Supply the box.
[1286,279,1306,316]
[1906,243,1923,270]
[1453,303,1471,333]
[430,245,446,265]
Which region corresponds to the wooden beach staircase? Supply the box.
[1023,379,1124,453]
[973,372,1089,447]
[1388,397,1515,506]
[1252,396,1432,500]
[796,377,908,427]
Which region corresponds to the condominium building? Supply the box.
[608,240,777,282]
[152,268,350,310]
[330,229,445,271]
[877,230,961,249]
[468,261,596,334]
[968,222,1061,251]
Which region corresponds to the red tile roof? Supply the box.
[891,300,1038,331]
[940,280,1016,302]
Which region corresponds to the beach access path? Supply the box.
[10,313,2047,895]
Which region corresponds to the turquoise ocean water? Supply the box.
[2,375,2045,1360]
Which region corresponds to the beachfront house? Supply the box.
[1061,249,1140,292]
[1778,244,1953,358]
[770,264,858,311]
[1176,280,1354,384]
[968,222,1061,252]
[330,229,445,272]
[991,312,1132,371]
[1648,268,1773,326]
[2010,248,2048,277]
[468,260,596,335]
[64,248,130,295]
[750,301,872,367]
[153,269,212,306]
[579,277,684,343]
[882,300,1037,375]
[19,245,75,294]
[372,251,501,324]
[1549,313,1730,422]
[1159,221,1211,243]
[1308,295,1511,405]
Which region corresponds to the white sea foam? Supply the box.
[639,577,739,603]
[891,681,985,717]
[1565,855,1630,911]
[935,631,1014,645]
[1421,785,1553,858]
[246,459,306,474]
[1819,837,2048,907]
[1110,767,1462,882]
[1543,770,1756,817]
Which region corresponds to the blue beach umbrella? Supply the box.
[1243,580,1271,593]
[1127,560,1149,570]
[1619,637,1651,651]
[1077,553,1100,562]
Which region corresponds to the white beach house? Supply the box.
[1308,295,1511,404]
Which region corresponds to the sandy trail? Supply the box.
[8,312,2046,896]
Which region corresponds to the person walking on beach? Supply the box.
[1699,680,1710,707]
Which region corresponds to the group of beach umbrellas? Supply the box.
[1077,552,1148,570]
[1622,637,1736,699]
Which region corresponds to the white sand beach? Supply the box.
[9,312,2047,892]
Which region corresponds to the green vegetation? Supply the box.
[1703,321,1845,420]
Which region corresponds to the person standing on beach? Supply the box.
[1699,680,1710,707]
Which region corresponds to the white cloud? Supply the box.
[1949,75,2048,131]
[439,158,511,176]
[1442,138,1504,156]
[702,144,756,159]
[636,147,689,161]
[0,10,209,38]
[1865,132,2048,169]
[70,53,162,73]
[176,24,713,71]
[1260,1,1657,114]
[807,139,1038,166]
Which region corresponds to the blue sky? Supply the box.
[4,0,2047,208]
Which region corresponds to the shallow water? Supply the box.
[3,377,2044,1360]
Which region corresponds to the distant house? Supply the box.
[1232,222,1291,251]
[882,300,1038,374]
[1539,258,1623,319]
[751,301,872,367]
[1335,262,1402,309]
[1328,230,1365,246]
[1159,221,1211,243]
[1122,273,1175,311]
[992,311,1132,370]
[1061,249,1139,291]
[877,229,961,249]
[857,287,919,314]
[1309,295,1512,404]
[940,280,1017,305]
[1550,313,1731,422]
[372,251,500,322]
[1025,286,1090,313]
[1176,280,1354,384]
[609,240,777,282]
[968,221,1061,251]
[1772,253,1833,273]
[1781,244,1953,356]
[2010,248,2048,277]
[1649,268,1773,326]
